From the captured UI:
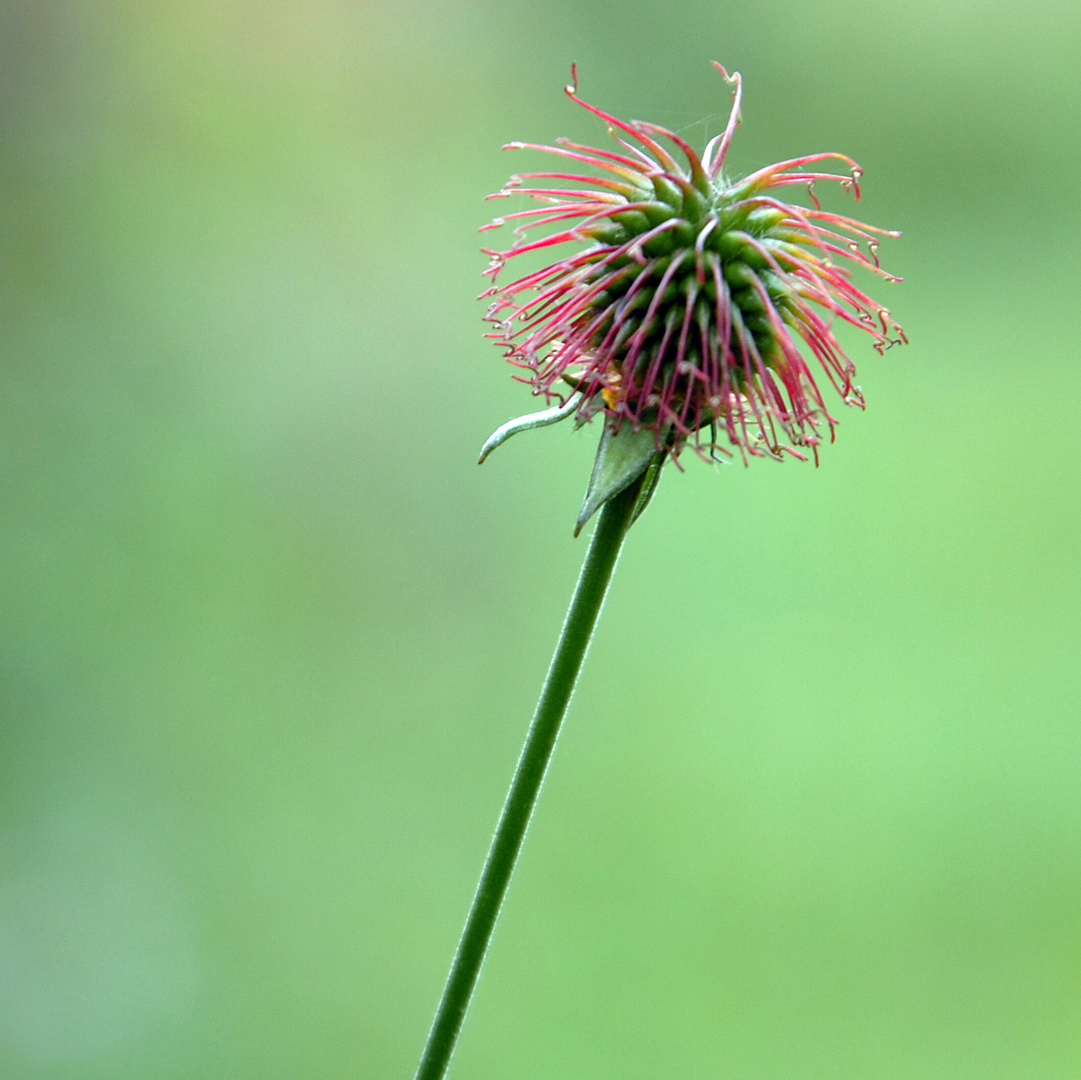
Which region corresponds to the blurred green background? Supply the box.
[1,0,1079,1077]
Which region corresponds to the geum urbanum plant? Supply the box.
[414,63,905,1080]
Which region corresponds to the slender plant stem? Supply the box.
[414,475,648,1080]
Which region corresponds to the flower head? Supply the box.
[481,64,906,464]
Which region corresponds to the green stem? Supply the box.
[414,476,647,1080]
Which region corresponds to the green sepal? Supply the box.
[629,449,666,527]
[478,393,581,464]
[575,421,660,536]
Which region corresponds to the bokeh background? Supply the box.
[2,0,1079,1077]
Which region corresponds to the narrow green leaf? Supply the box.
[629,450,666,527]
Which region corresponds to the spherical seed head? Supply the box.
[481,64,906,464]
